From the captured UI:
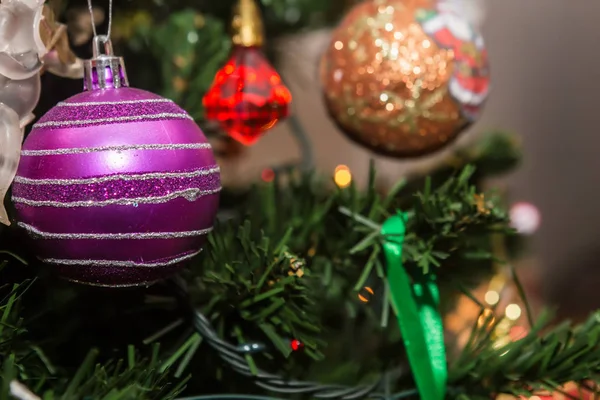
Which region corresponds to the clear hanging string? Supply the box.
[87,0,113,40]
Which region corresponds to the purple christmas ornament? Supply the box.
[12,36,220,287]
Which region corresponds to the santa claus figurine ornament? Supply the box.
[320,0,491,158]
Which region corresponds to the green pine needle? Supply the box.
[4,132,594,400]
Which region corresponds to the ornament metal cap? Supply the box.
[83,35,129,91]
[231,0,264,47]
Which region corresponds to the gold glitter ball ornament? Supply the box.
[320,0,491,158]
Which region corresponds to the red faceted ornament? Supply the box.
[203,46,292,146]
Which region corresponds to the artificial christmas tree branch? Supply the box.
[0,131,522,386]
[450,309,600,399]
[5,231,600,399]
[0,132,536,399]
[0,0,582,398]
[178,162,509,355]
[1,281,187,400]
[5,269,600,400]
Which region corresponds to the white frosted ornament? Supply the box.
[0,0,47,80]
[0,103,24,225]
[0,73,40,120]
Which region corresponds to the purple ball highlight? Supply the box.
[13,87,221,287]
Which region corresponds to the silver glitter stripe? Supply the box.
[21,143,212,156]
[40,249,202,268]
[14,165,220,185]
[33,113,193,128]
[65,278,161,288]
[12,187,221,208]
[57,99,173,107]
[18,222,213,240]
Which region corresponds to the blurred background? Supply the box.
[262,0,600,321]
[39,0,600,322]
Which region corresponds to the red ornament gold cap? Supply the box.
[231,0,264,47]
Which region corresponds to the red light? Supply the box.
[261,168,275,182]
[290,339,303,351]
[509,325,528,341]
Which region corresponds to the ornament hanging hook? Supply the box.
[82,0,127,91]
[87,0,113,41]
[92,35,114,58]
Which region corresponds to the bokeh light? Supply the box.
[505,304,522,321]
[358,287,374,303]
[261,168,275,182]
[510,202,541,235]
[334,165,352,188]
[485,290,500,305]
[477,308,496,330]
[509,325,528,341]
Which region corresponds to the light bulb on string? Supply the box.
[290,339,304,351]
[237,342,266,354]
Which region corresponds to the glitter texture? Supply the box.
[41,249,201,268]
[18,221,213,239]
[34,87,194,129]
[320,0,490,158]
[15,166,220,184]
[13,166,221,203]
[57,264,185,288]
[58,99,172,107]
[34,113,193,129]
[13,187,221,207]
[21,143,212,156]
[13,87,220,287]
[37,99,185,124]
